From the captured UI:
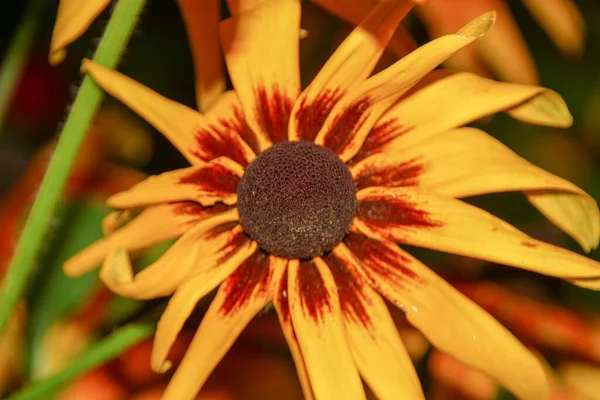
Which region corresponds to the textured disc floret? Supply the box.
[237,141,356,259]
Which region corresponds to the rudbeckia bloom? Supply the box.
[65,1,600,399]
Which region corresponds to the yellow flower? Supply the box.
[65,1,600,399]
[316,0,585,84]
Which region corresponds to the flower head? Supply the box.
[66,1,600,399]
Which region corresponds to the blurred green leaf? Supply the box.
[26,200,110,378]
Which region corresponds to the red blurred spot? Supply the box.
[344,232,422,286]
[255,86,294,144]
[321,96,371,155]
[179,163,240,196]
[354,157,423,190]
[219,251,270,316]
[296,259,332,321]
[521,241,539,248]
[60,366,127,400]
[323,253,371,328]
[294,89,343,141]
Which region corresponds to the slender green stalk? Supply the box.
[0,0,47,131]
[7,324,154,400]
[0,0,147,333]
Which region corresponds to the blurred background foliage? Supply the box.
[1,0,600,399]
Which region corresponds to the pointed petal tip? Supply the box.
[457,11,497,39]
[151,358,172,374]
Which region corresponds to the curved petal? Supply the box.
[176,0,225,112]
[350,127,599,251]
[324,249,424,400]
[220,0,301,148]
[416,0,538,84]
[161,251,277,400]
[354,186,600,280]
[82,60,254,166]
[271,264,315,400]
[288,258,365,400]
[289,0,413,141]
[107,157,243,209]
[521,0,585,56]
[314,12,496,161]
[340,233,550,400]
[351,71,572,164]
[99,208,241,299]
[151,239,259,373]
[49,0,110,64]
[63,202,222,276]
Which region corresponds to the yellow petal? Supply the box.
[289,0,413,141]
[342,233,550,400]
[351,126,599,250]
[326,249,425,400]
[314,12,496,161]
[82,60,255,166]
[220,0,301,148]
[416,0,538,84]
[107,157,244,209]
[354,186,600,280]
[63,202,218,276]
[151,239,259,373]
[176,0,225,112]
[351,71,572,164]
[99,208,241,299]
[522,0,585,57]
[161,252,277,400]
[49,0,110,64]
[271,263,315,400]
[527,191,599,253]
[288,258,365,400]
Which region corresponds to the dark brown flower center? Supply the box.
[237,141,356,259]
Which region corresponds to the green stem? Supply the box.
[0,0,147,333]
[0,0,47,131]
[7,324,154,400]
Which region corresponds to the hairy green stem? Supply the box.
[7,324,154,399]
[0,0,47,131]
[0,0,147,333]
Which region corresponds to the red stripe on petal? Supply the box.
[193,120,253,167]
[205,221,240,239]
[171,202,233,223]
[179,162,240,196]
[297,259,332,321]
[323,253,371,328]
[350,121,413,165]
[276,267,291,322]
[344,233,422,287]
[322,96,371,155]
[354,157,424,190]
[220,107,261,155]
[218,250,271,316]
[357,195,442,237]
[294,88,344,142]
[256,86,294,144]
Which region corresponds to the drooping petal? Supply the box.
[341,233,550,400]
[351,71,572,164]
[353,187,600,281]
[521,0,585,56]
[107,157,243,209]
[350,127,599,250]
[176,0,225,112]
[49,0,110,65]
[288,258,365,400]
[271,264,315,400]
[63,202,223,276]
[160,252,277,400]
[324,250,424,400]
[289,0,413,141]
[151,239,259,373]
[314,12,496,161]
[416,0,538,84]
[82,60,254,166]
[220,0,301,148]
[99,208,241,299]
